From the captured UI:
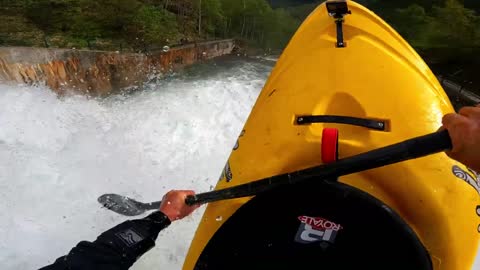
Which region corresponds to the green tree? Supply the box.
[391,4,431,46]
[260,8,299,49]
[94,0,141,40]
[202,0,224,37]
[427,0,478,47]
[195,0,223,37]
[243,0,272,39]
[130,5,180,49]
[68,0,103,48]
[286,3,319,21]
[25,0,77,35]
[219,0,245,36]
[219,0,300,49]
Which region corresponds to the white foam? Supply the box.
[0,60,269,270]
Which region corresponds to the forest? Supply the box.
[1,0,479,62]
[0,0,302,51]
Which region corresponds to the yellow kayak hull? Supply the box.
[184,2,480,269]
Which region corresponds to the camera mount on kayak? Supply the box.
[326,0,351,48]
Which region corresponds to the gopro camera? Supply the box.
[326,0,351,18]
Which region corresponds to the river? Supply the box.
[0,56,479,270]
[0,56,273,269]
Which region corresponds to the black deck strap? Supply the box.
[296,115,387,131]
[335,18,346,48]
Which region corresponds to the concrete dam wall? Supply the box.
[0,39,235,96]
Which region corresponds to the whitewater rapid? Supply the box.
[0,57,273,269]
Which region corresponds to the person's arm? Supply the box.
[40,190,199,270]
[442,105,480,172]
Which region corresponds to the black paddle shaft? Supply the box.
[183,130,452,205]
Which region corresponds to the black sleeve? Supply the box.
[39,211,171,270]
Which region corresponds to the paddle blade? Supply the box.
[98,194,147,216]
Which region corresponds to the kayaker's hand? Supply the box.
[159,190,200,222]
[442,105,480,172]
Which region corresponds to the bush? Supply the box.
[129,5,180,50]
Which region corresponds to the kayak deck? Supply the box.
[183,2,480,269]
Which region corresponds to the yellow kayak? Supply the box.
[184,1,480,269]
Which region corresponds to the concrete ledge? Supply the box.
[0,39,235,96]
